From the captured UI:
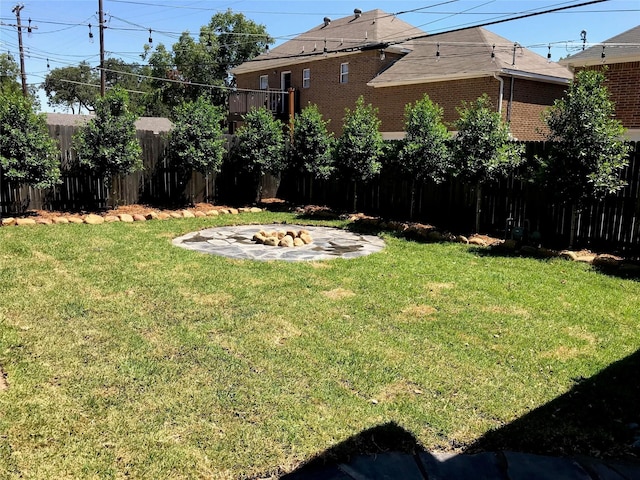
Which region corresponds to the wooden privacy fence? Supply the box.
[1,128,638,254]
[282,141,640,256]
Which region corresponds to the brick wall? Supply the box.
[575,62,640,129]
[235,53,568,140]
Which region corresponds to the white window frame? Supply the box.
[259,75,268,90]
[302,68,310,88]
[340,63,349,84]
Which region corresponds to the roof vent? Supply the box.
[354,8,362,19]
[323,16,331,27]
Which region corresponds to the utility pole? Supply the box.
[11,4,28,97]
[98,0,105,96]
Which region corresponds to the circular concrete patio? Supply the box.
[172,224,385,261]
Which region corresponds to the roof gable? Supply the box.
[232,9,425,75]
[369,27,572,87]
[561,25,640,66]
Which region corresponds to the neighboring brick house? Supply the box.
[231,9,572,141]
[560,25,640,141]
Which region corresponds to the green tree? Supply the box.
[103,58,154,115]
[542,69,630,246]
[451,94,524,233]
[143,10,272,111]
[232,107,286,200]
[43,61,98,113]
[399,94,451,218]
[168,97,226,202]
[73,87,142,205]
[291,104,334,180]
[0,53,21,95]
[335,96,384,211]
[0,91,60,189]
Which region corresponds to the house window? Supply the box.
[259,75,268,90]
[340,63,349,84]
[302,68,310,88]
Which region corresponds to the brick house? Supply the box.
[231,9,572,141]
[560,25,640,141]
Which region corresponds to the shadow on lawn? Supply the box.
[281,350,640,478]
[465,348,640,459]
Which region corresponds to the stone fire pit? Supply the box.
[172,224,385,261]
[252,229,313,247]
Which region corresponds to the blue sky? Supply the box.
[1,0,638,111]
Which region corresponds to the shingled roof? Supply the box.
[231,9,425,75]
[368,27,572,88]
[560,25,640,67]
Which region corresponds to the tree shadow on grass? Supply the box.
[465,348,640,460]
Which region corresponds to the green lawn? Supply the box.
[1,213,638,478]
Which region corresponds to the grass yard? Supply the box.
[1,212,639,478]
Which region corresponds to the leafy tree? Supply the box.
[0,90,60,189]
[335,96,384,211]
[399,94,451,218]
[168,96,226,175]
[73,87,142,205]
[542,69,630,246]
[451,94,524,233]
[103,58,154,115]
[291,104,334,180]
[0,53,21,95]
[43,61,98,113]
[143,10,272,111]
[232,107,286,200]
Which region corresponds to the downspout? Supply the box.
[493,73,504,114]
[508,76,515,123]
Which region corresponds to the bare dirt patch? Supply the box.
[401,304,438,317]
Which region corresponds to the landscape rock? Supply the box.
[132,214,147,222]
[293,237,305,247]
[181,210,195,218]
[119,214,134,223]
[51,217,69,224]
[250,207,262,213]
[194,211,206,218]
[145,211,159,220]
[16,218,37,226]
[468,236,487,246]
[264,236,279,246]
[67,216,84,224]
[253,233,266,244]
[206,210,219,216]
[576,254,596,264]
[37,218,53,225]
[299,233,313,245]
[157,213,170,220]
[279,235,294,247]
[456,235,469,244]
[559,250,578,261]
[218,209,230,215]
[104,215,120,223]
[229,208,239,215]
[1,218,16,226]
[84,214,104,225]
[170,212,183,219]
[593,253,624,268]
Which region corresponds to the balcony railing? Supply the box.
[228,89,290,116]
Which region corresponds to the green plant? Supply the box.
[73,87,142,205]
[168,96,226,175]
[399,94,451,217]
[0,90,60,189]
[335,96,384,210]
[541,69,630,246]
[291,104,335,180]
[232,107,286,200]
[451,94,524,232]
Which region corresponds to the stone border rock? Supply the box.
[0,206,263,228]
